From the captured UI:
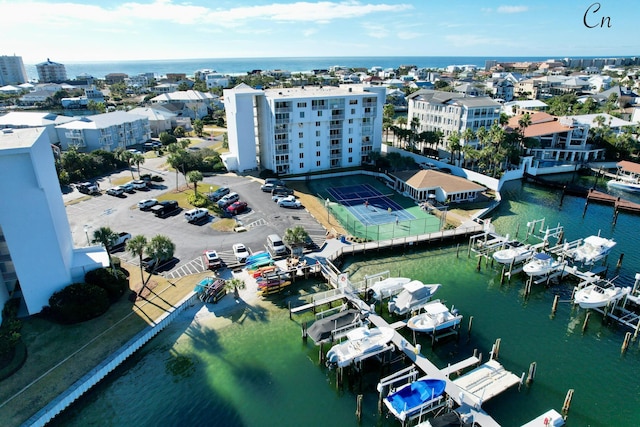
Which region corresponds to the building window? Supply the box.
[348,138,353,143]
[315,121,320,126]
[316,130,320,137]
[348,157,353,163]
[349,99,358,105]
[316,161,321,167]
[348,147,353,153]
[316,141,321,147]
[299,143,304,148]
[299,153,304,159]
[299,112,305,118]
[351,108,356,114]
[300,162,304,168]
[297,102,307,108]
[317,111,322,117]
[298,132,303,138]
[348,128,353,134]
[316,151,321,157]
[348,119,354,124]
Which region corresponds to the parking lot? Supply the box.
[65,168,328,280]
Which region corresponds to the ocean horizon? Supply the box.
[23,55,637,81]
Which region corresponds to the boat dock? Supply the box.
[584,189,640,223]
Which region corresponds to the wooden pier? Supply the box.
[584,189,640,223]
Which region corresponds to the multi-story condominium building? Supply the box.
[0,128,108,318]
[223,84,385,174]
[407,90,501,146]
[0,111,76,143]
[55,111,151,152]
[36,58,67,83]
[0,55,28,85]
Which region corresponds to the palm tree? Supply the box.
[92,226,118,268]
[126,235,148,290]
[187,170,203,196]
[284,225,310,257]
[517,113,532,138]
[141,235,175,293]
[114,148,134,178]
[131,153,145,178]
[447,131,461,166]
[476,126,489,148]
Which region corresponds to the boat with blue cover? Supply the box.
[384,378,447,422]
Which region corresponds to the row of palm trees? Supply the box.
[382,111,533,178]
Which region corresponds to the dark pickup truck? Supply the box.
[150,200,179,218]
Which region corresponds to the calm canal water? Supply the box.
[51,176,640,427]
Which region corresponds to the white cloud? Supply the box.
[496,5,528,14]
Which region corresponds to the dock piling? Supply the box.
[301,321,307,341]
[562,389,574,414]
[616,253,625,268]
[467,316,474,340]
[582,312,591,333]
[552,294,560,315]
[355,394,363,422]
[622,332,632,353]
[526,362,537,384]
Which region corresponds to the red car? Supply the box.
[226,201,248,215]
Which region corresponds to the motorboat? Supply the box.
[367,276,411,301]
[522,253,562,277]
[384,378,447,422]
[566,235,616,265]
[492,241,534,265]
[325,326,395,368]
[574,280,629,309]
[388,280,441,316]
[306,307,368,344]
[607,177,640,193]
[407,300,462,334]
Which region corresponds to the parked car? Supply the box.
[137,198,157,210]
[217,192,239,208]
[267,234,287,256]
[151,200,179,217]
[107,232,131,250]
[209,186,230,201]
[226,201,248,215]
[203,250,222,269]
[76,182,100,195]
[232,243,249,263]
[144,141,162,150]
[271,186,294,196]
[120,182,135,193]
[260,178,286,192]
[106,186,125,196]
[185,208,209,222]
[129,180,148,190]
[127,149,143,155]
[278,196,302,209]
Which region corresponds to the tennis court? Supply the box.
[326,184,414,226]
[307,174,442,241]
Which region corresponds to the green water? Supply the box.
[52,178,640,426]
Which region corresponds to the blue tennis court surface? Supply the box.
[327,184,415,226]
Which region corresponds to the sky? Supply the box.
[2,0,638,64]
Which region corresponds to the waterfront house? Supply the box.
[389,169,486,204]
[506,111,605,172]
[149,90,217,119]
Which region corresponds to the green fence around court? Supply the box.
[327,201,442,240]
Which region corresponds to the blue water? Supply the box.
[22,55,623,80]
[50,174,640,427]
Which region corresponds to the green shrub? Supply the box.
[84,267,129,303]
[0,299,22,360]
[47,283,110,324]
[188,193,209,207]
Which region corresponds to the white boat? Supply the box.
[388,280,441,316]
[522,253,562,277]
[574,280,629,309]
[492,241,535,265]
[325,326,395,368]
[607,177,640,193]
[383,378,447,422]
[367,276,411,301]
[406,300,462,333]
[566,235,616,265]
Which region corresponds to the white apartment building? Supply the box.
[223,84,384,174]
[407,90,501,146]
[36,58,68,83]
[0,128,108,318]
[0,55,28,85]
[55,111,151,152]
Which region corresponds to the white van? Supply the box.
[267,234,287,256]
